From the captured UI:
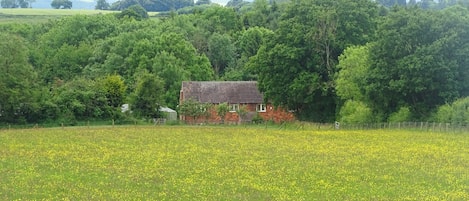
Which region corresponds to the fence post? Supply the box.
[112,119,115,127]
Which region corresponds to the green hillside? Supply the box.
[0,8,116,15]
[0,9,159,23]
[0,9,109,23]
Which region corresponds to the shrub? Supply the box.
[388,106,411,123]
[339,100,373,123]
[252,113,264,124]
[434,97,469,123]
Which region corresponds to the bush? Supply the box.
[434,104,453,123]
[388,107,411,123]
[433,97,469,123]
[339,100,373,123]
[252,113,264,124]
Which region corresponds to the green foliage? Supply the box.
[51,0,72,9]
[5,0,469,125]
[197,5,241,34]
[449,97,469,123]
[216,102,229,124]
[116,4,148,20]
[179,99,210,123]
[98,75,126,108]
[41,43,93,82]
[252,112,264,124]
[250,0,378,122]
[51,78,115,122]
[365,7,469,120]
[237,105,248,123]
[336,44,371,101]
[223,26,273,81]
[207,33,236,76]
[0,33,39,123]
[242,0,269,28]
[110,0,193,12]
[131,71,164,119]
[434,104,454,123]
[1,0,31,8]
[90,29,213,108]
[339,100,374,124]
[434,97,469,123]
[1,0,17,8]
[388,107,412,123]
[95,0,110,10]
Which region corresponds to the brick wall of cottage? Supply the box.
[181,103,294,124]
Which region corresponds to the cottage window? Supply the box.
[229,104,239,112]
[257,104,266,112]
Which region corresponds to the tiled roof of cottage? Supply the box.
[181,81,264,104]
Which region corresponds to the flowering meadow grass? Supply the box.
[1,126,468,200]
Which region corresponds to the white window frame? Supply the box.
[229,104,239,112]
[256,104,267,112]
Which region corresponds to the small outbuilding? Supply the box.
[160,107,177,121]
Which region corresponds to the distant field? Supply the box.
[0,8,117,15]
[0,9,158,24]
[1,126,468,200]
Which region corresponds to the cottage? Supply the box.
[179,81,294,124]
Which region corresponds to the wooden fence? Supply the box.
[313,122,469,133]
[1,120,468,133]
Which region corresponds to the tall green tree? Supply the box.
[0,0,32,8]
[51,78,113,123]
[98,75,126,108]
[242,0,270,28]
[1,0,18,8]
[131,71,165,119]
[364,6,469,120]
[336,44,371,102]
[51,0,72,9]
[95,0,110,10]
[223,26,273,81]
[197,5,242,34]
[0,33,38,123]
[249,0,378,122]
[116,4,149,20]
[207,33,236,77]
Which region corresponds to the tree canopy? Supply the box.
[51,0,72,9]
[2,0,469,125]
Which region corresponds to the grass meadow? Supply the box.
[0,9,159,24]
[1,126,468,200]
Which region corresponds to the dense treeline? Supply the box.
[1,0,469,124]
